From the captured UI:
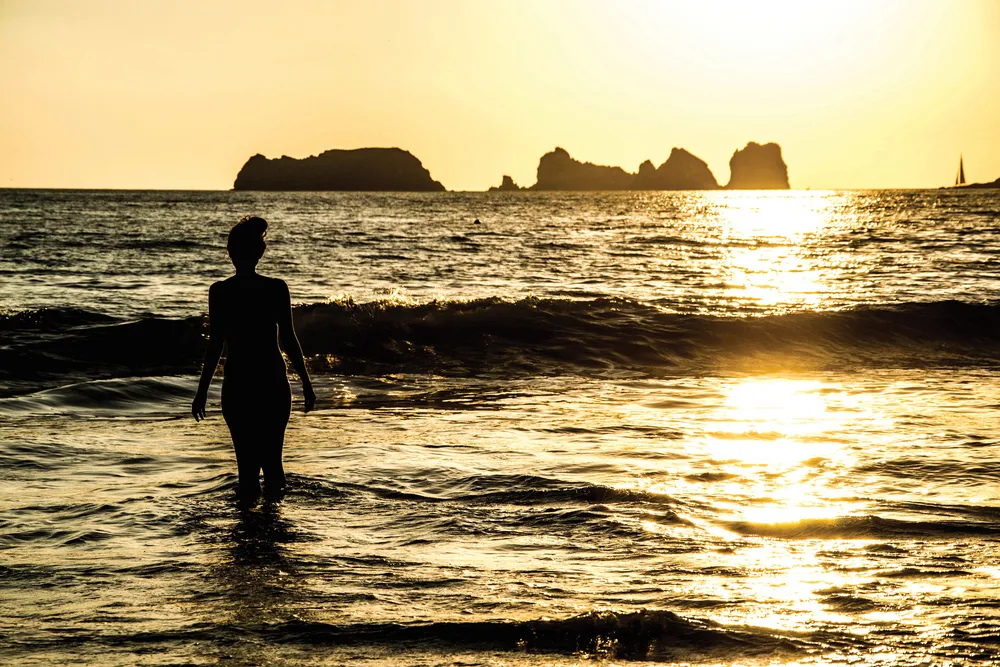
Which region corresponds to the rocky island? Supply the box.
[489,175,523,191]
[635,148,719,190]
[495,142,789,191]
[526,147,720,190]
[725,142,789,189]
[233,148,445,191]
[956,177,1000,189]
[233,142,791,192]
[532,148,637,190]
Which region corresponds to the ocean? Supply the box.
[2,188,1000,665]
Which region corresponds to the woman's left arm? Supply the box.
[277,281,316,412]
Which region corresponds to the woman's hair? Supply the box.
[228,215,267,263]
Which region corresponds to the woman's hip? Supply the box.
[221,378,291,423]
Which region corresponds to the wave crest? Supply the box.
[16,610,809,660]
[3,298,999,395]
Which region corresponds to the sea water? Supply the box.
[2,189,1000,665]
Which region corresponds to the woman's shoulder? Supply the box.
[255,275,289,291]
[211,275,287,302]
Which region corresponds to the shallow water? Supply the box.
[2,189,1000,665]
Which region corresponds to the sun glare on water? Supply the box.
[714,192,844,311]
[693,377,890,631]
[705,377,867,524]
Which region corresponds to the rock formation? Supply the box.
[233,148,445,191]
[489,175,523,192]
[530,147,719,191]
[725,142,789,189]
[636,160,657,184]
[533,148,635,190]
[637,148,719,190]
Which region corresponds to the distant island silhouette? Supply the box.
[232,142,790,191]
[233,148,445,191]
[490,175,523,192]
[491,142,789,191]
[725,143,789,189]
[955,177,1000,189]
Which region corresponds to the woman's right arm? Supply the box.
[192,283,225,421]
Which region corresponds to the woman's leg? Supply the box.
[223,384,262,503]
[260,427,287,498]
[261,383,291,499]
[229,425,263,502]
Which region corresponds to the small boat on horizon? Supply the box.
[955,154,966,186]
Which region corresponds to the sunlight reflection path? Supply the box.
[712,192,850,312]
[697,377,882,524]
[626,374,903,636]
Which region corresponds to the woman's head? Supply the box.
[228,216,267,268]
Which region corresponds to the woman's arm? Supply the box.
[277,281,316,412]
[192,283,225,421]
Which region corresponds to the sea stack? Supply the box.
[532,147,634,190]
[726,142,789,189]
[490,141,791,191]
[530,147,719,191]
[233,148,446,191]
[636,147,719,190]
[489,175,523,191]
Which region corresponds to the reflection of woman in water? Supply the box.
[192,216,315,503]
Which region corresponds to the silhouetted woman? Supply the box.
[192,216,315,504]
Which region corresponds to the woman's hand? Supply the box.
[303,381,316,413]
[192,391,208,421]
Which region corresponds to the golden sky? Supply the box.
[1,0,998,190]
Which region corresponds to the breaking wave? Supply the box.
[3,297,999,395]
[726,514,1000,540]
[10,610,812,660]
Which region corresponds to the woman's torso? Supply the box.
[217,274,287,387]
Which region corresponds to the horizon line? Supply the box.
[0,186,969,193]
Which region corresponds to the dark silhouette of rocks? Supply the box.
[637,160,657,183]
[637,148,719,190]
[956,177,1000,189]
[533,147,635,190]
[233,148,445,191]
[529,147,720,191]
[234,142,791,192]
[489,175,523,191]
[725,142,789,189]
[520,144,784,191]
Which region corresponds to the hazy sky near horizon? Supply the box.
[1,0,999,190]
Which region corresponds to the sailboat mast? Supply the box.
[957,154,966,186]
